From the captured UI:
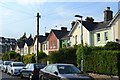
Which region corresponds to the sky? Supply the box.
[0,0,119,39]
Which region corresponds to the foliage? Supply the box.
[76,45,120,75]
[38,51,47,64]
[2,51,22,61]
[49,47,77,65]
[2,52,10,61]
[104,42,120,50]
[23,54,36,64]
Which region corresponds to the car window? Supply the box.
[45,65,52,72]
[25,64,29,69]
[57,65,81,74]
[51,65,58,73]
[29,64,34,69]
[13,63,24,67]
[34,64,46,69]
[4,62,11,65]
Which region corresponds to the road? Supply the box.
[0,70,28,80]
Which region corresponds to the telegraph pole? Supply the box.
[36,12,40,63]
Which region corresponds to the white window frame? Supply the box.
[104,32,108,41]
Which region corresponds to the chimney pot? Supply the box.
[107,7,110,10]
[85,17,94,22]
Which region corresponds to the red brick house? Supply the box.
[46,27,69,54]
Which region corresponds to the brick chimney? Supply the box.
[104,7,113,22]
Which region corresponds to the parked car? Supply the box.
[39,63,94,80]
[7,62,25,75]
[0,60,3,69]
[1,61,13,72]
[20,63,46,80]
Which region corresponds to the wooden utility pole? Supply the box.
[36,12,40,63]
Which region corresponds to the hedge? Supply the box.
[76,46,120,76]
[49,47,77,65]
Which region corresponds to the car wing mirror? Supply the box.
[54,71,58,75]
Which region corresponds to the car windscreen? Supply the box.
[13,63,24,67]
[4,62,11,65]
[57,65,81,74]
[34,64,46,69]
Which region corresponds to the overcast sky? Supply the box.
[0,0,119,39]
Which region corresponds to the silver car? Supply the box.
[39,63,94,80]
[1,61,13,72]
[7,62,25,75]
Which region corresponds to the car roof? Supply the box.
[48,63,74,66]
[27,63,46,65]
[4,61,13,62]
[11,62,23,64]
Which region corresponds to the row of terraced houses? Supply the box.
[3,7,120,56]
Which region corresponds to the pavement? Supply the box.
[89,73,119,80]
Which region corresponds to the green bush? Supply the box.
[49,47,77,65]
[104,42,120,50]
[2,52,10,61]
[23,54,36,64]
[2,51,22,61]
[76,45,120,75]
[38,51,47,64]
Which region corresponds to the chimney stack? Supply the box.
[45,33,49,37]
[85,17,94,22]
[61,27,67,31]
[104,7,113,22]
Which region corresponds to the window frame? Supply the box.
[104,32,108,41]
[97,33,100,42]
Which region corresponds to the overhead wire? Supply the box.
[0,1,34,17]
[2,16,35,25]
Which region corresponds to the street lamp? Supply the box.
[75,15,84,72]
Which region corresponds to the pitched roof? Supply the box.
[38,35,47,43]
[61,31,70,40]
[94,21,111,30]
[17,40,25,49]
[53,30,69,39]
[78,20,111,31]
[26,38,33,46]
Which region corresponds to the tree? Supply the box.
[38,51,47,64]
[2,51,22,61]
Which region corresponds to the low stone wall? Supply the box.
[88,73,119,80]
